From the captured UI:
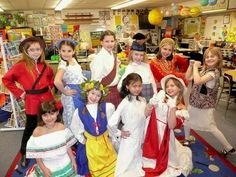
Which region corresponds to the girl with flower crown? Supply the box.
[70,80,117,177]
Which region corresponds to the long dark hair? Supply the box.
[37,100,62,126]
[120,73,143,101]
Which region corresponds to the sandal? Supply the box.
[20,155,30,168]
[219,148,236,157]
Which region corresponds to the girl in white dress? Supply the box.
[26,100,77,177]
[117,41,157,102]
[90,30,122,108]
[184,47,236,156]
[54,38,86,127]
[109,73,147,177]
[143,74,192,177]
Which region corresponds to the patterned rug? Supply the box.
[6,129,236,177]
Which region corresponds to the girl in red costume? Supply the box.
[2,37,54,167]
[149,38,188,89]
[143,74,192,177]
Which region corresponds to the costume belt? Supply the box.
[84,130,108,141]
[25,86,49,95]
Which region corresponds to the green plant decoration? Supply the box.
[13,12,25,25]
[0,14,10,28]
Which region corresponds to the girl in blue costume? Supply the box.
[70,80,117,177]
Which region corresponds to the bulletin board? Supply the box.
[184,18,201,36]
[203,15,230,40]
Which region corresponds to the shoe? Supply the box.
[183,140,191,147]
[220,148,236,157]
[20,155,29,168]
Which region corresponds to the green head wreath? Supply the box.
[80,80,109,100]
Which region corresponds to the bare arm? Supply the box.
[193,61,213,85]
[36,158,51,177]
[167,107,177,129]
[67,148,77,174]
[185,60,194,81]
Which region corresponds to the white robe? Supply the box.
[90,47,120,86]
[108,96,146,177]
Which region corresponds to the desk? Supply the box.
[224,69,236,82]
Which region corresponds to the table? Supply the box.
[224,69,236,82]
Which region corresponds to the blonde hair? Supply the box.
[128,50,148,63]
[203,47,222,70]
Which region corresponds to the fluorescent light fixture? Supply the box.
[111,0,146,10]
[55,0,72,11]
[202,9,227,14]
[0,7,4,12]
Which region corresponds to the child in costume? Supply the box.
[70,80,117,177]
[54,38,86,127]
[90,30,122,108]
[143,74,192,177]
[117,41,157,102]
[2,37,54,167]
[184,47,236,155]
[26,100,77,177]
[109,73,147,177]
[149,38,188,89]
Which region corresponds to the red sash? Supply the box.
[143,108,170,177]
[101,56,117,86]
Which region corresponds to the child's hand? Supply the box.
[121,130,130,139]
[64,89,77,96]
[71,159,78,174]
[193,61,201,68]
[189,60,195,66]
[166,95,176,108]
[42,167,51,177]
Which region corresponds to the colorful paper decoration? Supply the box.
[180,7,191,17]
[148,9,163,25]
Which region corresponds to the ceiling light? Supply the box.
[0,7,4,12]
[55,0,72,11]
[111,0,146,10]
[202,9,227,14]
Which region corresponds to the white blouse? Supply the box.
[117,62,157,93]
[90,47,120,86]
[70,103,115,144]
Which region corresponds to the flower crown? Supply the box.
[80,80,109,99]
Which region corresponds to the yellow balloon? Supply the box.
[148,9,163,25]
[190,7,201,17]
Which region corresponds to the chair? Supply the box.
[217,73,236,116]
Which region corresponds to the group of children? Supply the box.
[2,30,235,177]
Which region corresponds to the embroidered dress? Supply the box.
[186,70,219,131]
[58,58,86,127]
[143,91,192,177]
[26,128,77,177]
[149,55,188,88]
[70,102,117,177]
[117,62,157,102]
[108,96,146,177]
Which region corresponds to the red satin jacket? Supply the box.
[2,61,54,115]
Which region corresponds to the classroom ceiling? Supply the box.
[0,0,191,11]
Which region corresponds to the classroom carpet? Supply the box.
[5,129,236,177]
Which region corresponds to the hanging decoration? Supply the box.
[190,7,201,17]
[148,9,163,25]
[209,0,217,6]
[180,7,191,17]
[199,0,209,6]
